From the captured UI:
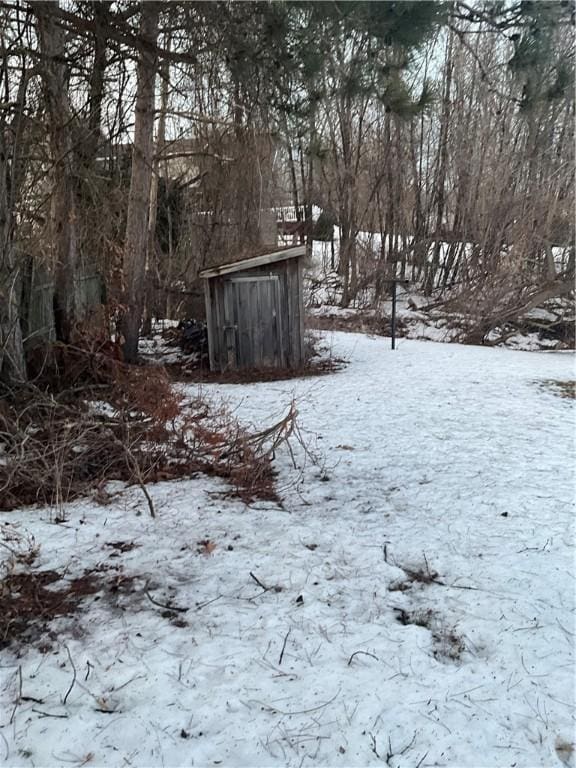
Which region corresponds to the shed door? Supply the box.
[224,276,284,369]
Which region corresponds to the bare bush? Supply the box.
[0,341,297,511]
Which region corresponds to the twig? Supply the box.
[445,583,479,591]
[423,552,431,578]
[144,587,188,613]
[249,571,269,591]
[118,437,156,518]
[256,688,341,716]
[112,674,146,693]
[195,595,223,611]
[399,732,417,755]
[556,618,575,638]
[278,628,291,666]
[416,751,429,768]
[62,645,77,705]
[369,732,380,759]
[32,708,68,719]
[0,540,20,556]
[347,650,379,666]
[136,476,156,518]
[0,729,9,762]
[383,731,417,765]
[9,666,22,725]
[386,735,393,765]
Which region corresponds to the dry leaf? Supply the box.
[197,539,217,555]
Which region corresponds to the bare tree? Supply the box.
[121,2,159,363]
[33,1,80,344]
[0,52,27,382]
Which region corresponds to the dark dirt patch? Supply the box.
[394,607,465,662]
[1,569,102,649]
[403,565,442,585]
[0,564,141,650]
[539,379,575,400]
[165,356,345,384]
[105,541,140,553]
[306,310,408,338]
[389,559,444,592]
[394,607,434,628]
[168,616,189,628]
[432,626,466,662]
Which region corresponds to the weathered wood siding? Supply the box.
[205,256,304,371]
[21,266,103,347]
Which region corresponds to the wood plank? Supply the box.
[223,281,237,369]
[297,258,305,365]
[241,281,253,367]
[199,246,305,279]
[204,280,216,371]
[214,279,225,370]
[287,260,298,365]
[279,262,291,364]
[253,280,264,368]
[274,276,285,367]
[261,279,274,367]
[285,259,302,366]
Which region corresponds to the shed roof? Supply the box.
[199,245,305,279]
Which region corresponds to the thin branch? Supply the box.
[144,585,188,613]
[348,650,379,666]
[62,644,77,706]
[278,628,291,666]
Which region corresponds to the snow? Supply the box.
[139,334,183,365]
[275,205,323,222]
[487,331,561,352]
[308,306,375,320]
[526,308,560,323]
[1,333,575,768]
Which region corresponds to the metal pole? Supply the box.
[391,279,397,350]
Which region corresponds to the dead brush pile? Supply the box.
[0,342,288,512]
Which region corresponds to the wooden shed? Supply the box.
[199,245,306,371]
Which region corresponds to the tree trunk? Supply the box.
[143,40,169,334]
[121,2,159,363]
[283,116,301,222]
[304,107,316,256]
[86,1,111,162]
[0,118,26,383]
[339,221,353,308]
[424,31,453,296]
[337,99,356,307]
[0,26,28,384]
[34,1,79,343]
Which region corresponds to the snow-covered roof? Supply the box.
[199,245,305,279]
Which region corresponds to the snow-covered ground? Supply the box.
[1,333,574,768]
